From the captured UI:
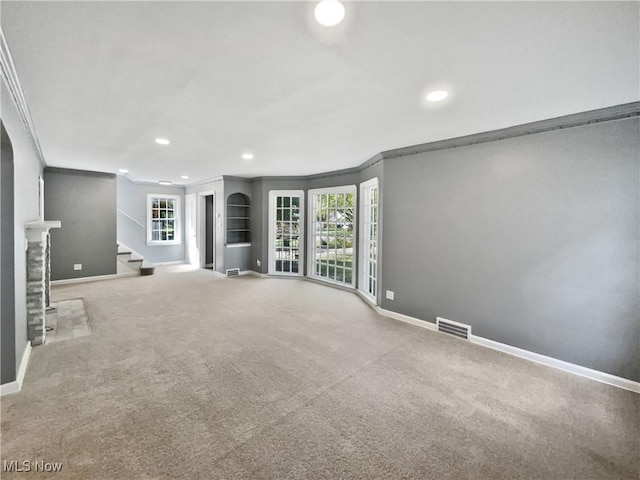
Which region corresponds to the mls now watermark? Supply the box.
[3,460,63,473]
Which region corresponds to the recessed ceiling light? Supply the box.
[181,175,189,180]
[426,90,448,102]
[155,138,170,145]
[118,169,129,174]
[242,153,254,160]
[158,180,172,186]
[314,0,345,27]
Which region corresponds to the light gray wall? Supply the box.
[1,122,16,384]
[382,117,640,381]
[45,168,117,280]
[2,83,43,379]
[117,176,185,264]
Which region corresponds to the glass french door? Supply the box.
[308,186,356,286]
[359,178,379,302]
[269,191,304,275]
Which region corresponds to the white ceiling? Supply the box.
[2,1,638,184]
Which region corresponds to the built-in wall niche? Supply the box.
[226,192,251,244]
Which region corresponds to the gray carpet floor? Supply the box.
[1,266,638,479]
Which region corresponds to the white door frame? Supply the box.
[358,178,379,304]
[185,194,197,265]
[197,191,216,269]
[38,175,45,220]
[268,190,305,276]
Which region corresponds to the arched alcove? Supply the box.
[226,193,250,244]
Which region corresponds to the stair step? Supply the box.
[140,266,155,276]
[128,258,144,263]
[117,251,132,256]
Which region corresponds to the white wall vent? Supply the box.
[436,317,471,340]
[226,268,240,277]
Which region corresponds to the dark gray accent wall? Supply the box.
[1,122,16,384]
[250,179,264,273]
[382,117,640,381]
[116,176,185,264]
[44,168,117,280]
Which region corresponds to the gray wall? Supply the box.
[382,117,640,381]
[117,176,185,264]
[223,177,253,272]
[45,168,117,280]
[1,122,16,384]
[2,82,43,380]
[251,177,309,275]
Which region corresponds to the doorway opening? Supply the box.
[203,194,215,270]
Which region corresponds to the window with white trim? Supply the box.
[359,178,379,302]
[308,185,356,286]
[147,194,181,245]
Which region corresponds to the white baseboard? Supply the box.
[0,380,20,395]
[244,270,267,278]
[304,275,356,293]
[52,274,120,285]
[377,307,438,332]
[374,307,638,393]
[117,272,139,278]
[469,335,640,394]
[214,270,266,278]
[0,341,32,396]
[355,290,377,309]
[194,267,640,393]
[154,261,186,266]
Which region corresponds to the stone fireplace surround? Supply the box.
[25,220,60,345]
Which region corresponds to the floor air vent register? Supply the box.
[436,317,471,340]
[226,268,240,277]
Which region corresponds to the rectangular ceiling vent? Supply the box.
[226,268,240,277]
[436,317,471,340]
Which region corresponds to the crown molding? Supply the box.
[381,102,640,160]
[45,166,115,179]
[185,175,224,189]
[0,28,46,167]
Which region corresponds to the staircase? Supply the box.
[117,244,155,276]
